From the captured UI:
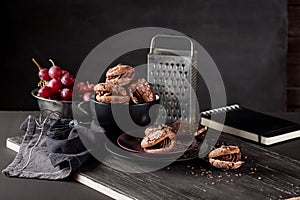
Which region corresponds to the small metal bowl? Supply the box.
[31,88,73,118]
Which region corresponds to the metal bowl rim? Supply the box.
[31,88,72,104]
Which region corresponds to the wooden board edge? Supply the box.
[73,173,135,200]
[5,136,134,200]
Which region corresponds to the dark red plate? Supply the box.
[117,132,198,156]
[105,140,199,162]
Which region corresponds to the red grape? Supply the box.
[38,68,51,81]
[48,79,62,93]
[82,92,92,102]
[87,83,95,91]
[62,69,69,75]
[50,92,60,100]
[61,72,75,86]
[72,80,95,100]
[78,82,88,97]
[38,86,52,98]
[73,80,81,90]
[49,66,62,80]
[60,88,73,101]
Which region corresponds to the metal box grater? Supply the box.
[147,35,198,124]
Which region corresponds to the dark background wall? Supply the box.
[3,0,291,112]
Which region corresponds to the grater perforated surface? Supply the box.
[147,35,198,124]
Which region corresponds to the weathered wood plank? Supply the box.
[287,106,300,112]
[287,2,300,111]
[288,0,300,6]
[76,133,300,200]
[287,88,300,106]
[288,6,300,21]
[288,37,300,52]
[287,65,300,87]
[288,20,300,37]
[287,53,300,64]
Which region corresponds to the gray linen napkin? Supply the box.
[2,113,94,180]
[2,115,72,179]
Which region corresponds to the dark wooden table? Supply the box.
[1,111,300,200]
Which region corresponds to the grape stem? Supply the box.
[86,81,93,88]
[38,80,47,88]
[32,58,42,70]
[49,59,56,66]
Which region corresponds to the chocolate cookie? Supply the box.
[128,83,142,104]
[94,83,129,103]
[141,124,176,153]
[96,95,130,104]
[94,83,127,96]
[128,78,156,104]
[105,64,135,85]
[208,145,244,169]
[144,124,173,136]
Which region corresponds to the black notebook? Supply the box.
[200,104,300,145]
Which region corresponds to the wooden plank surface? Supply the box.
[288,21,300,37]
[289,0,300,6]
[5,114,300,200]
[287,106,300,112]
[287,65,300,87]
[287,0,300,111]
[288,6,300,21]
[288,38,300,52]
[6,132,300,199]
[287,88,300,106]
[74,133,300,200]
[287,53,300,65]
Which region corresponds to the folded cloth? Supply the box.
[2,115,72,179]
[46,118,92,171]
[2,113,93,180]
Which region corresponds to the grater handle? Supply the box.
[149,34,194,57]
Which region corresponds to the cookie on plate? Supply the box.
[141,124,176,153]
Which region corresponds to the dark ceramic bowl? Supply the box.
[90,94,160,134]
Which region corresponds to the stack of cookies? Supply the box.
[94,64,156,104]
